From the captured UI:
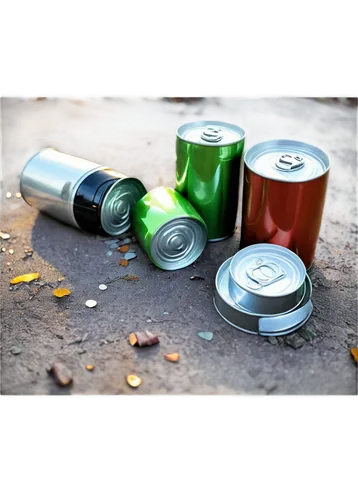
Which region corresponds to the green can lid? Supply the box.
[245,139,329,182]
[177,121,245,146]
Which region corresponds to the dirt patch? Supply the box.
[1,97,357,395]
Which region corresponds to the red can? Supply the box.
[240,140,330,269]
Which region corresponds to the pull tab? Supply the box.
[200,126,223,143]
[275,153,305,171]
[246,259,285,289]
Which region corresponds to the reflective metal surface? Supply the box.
[131,187,207,270]
[241,140,330,268]
[176,120,245,241]
[229,244,306,315]
[101,178,147,235]
[20,148,104,227]
[213,256,313,336]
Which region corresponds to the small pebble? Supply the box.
[9,249,14,255]
[146,319,152,323]
[15,192,22,198]
[1,247,6,252]
[86,300,97,308]
[198,331,214,341]
[163,312,169,315]
[10,346,22,355]
[0,232,10,240]
[109,243,118,249]
[86,364,95,371]
[6,192,12,198]
[104,239,119,245]
[123,252,137,261]
[106,251,113,256]
[99,284,107,291]
[126,374,142,388]
[121,237,132,245]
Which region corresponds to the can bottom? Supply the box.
[213,296,312,337]
[208,231,234,243]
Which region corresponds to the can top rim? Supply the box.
[100,177,146,236]
[176,120,246,146]
[229,244,306,298]
[244,139,330,183]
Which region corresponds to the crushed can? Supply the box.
[20,148,147,236]
[240,139,330,268]
[213,244,313,336]
[175,120,245,241]
[131,186,207,270]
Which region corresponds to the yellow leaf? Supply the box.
[351,347,358,364]
[129,333,138,346]
[164,352,180,362]
[53,288,71,298]
[10,273,39,284]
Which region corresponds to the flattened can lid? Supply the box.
[230,244,306,298]
[214,255,313,336]
[177,120,245,147]
[244,139,329,182]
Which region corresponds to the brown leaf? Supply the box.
[120,274,139,281]
[120,259,129,267]
[164,352,180,362]
[129,333,138,346]
[351,347,358,364]
[126,374,142,388]
[118,245,130,253]
[131,331,160,347]
[53,288,71,298]
[49,362,73,386]
[10,273,39,284]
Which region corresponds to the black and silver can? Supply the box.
[20,148,147,236]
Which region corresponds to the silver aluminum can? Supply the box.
[20,148,147,236]
[228,244,306,315]
[213,244,312,336]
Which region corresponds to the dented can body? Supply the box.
[20,148,147,236]
[131,187,207,270]
[240,140,330,268]
[176,121,245,241]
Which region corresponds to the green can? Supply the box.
[176,121,246,241]
[131,187,207,270]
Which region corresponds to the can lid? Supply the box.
[244,139,329,182]
[230,244,306,298]
[177,121,245,146]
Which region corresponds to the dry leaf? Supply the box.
[129,333,138,346]
[126,374,142,388]
[131,331,160,347]
[120,259,129,267]
[49,362,73,386]
[10,272,39,284]
[53,288,71,298]
[86,364,95,371]
[350,347,358,364]
[164,352,180,362]
[120,274,139,281]
[118,245,130,253]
